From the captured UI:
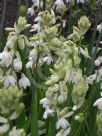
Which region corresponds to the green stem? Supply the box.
[31,46,39,136]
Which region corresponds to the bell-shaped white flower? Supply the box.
[0,116,8,123]
[56,128,71,136]
[26,57,33,68]
[97,23,102,33]
[9,127,26,136]
[6,40,14,49]
[94,57,101,66]
[77,0,87,3]
[43,107,54,119]
[0,116,10,134]
[31,23,41,32]
[27,6,35,16]
[40,98,50,108]
[57,94,65,104]
[18,73,30,89]
[0,48,12,67]
[55,0,65,10]
[10,111,20,120]
[34,16,42,22]
[13,57,22,72]
[3,75,16,88]
[56,118,70,129]
[93,97,102,110]
[43,56,53,65]
[0,124,10,135]
[87,73,97,84]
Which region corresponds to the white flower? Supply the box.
[9,127,25,136]
[74,115,80,120]
[40,98,50,108]
[87,74,97,84]
[66,0,70,3]
[97,23,102,33]
[56,128,71,136]
[0,49,12,67]
[93,98,102,109]
[43,56,53,65]
[18,73,30,89]
[55,0,65,10]
[80,47,91,59]
[43,107,54,119]
[27,6,35,16]
[34,16,42,22]
[6,40,14,49]
[31,23,41,32]
[57,94,65,104]
[26,57,33,68]
[0,116,8,123]
[94,57,102,66]
[13,57,22,72]
[0,124,10,135]
[64,127,71,136]
[10,111,20,120]
[56,118,70,129]
[3,75,16,88]
[99,68,102,75]
[77,0,87,3]
[0,116,10,134]
[51,9,56,24]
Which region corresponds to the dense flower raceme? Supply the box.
[31,12,91,135]
[1,11,91,135]
[0,0,101,135]
[27,0,89,17]
[0,17,31,135]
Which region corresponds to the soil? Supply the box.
[0,0,33,28]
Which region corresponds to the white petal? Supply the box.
[0,124,10,134]
[93,98,102,109]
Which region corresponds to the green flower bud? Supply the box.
[18,17,27,30]
[19,5,27,16]
[78,16,91,35]
[0,86,24,115]
[59,107,68,118]
[71,79,88,104]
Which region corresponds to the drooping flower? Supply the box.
[87,73,97,84]
[97,23,102,33]
[40,98,50,108]
[93,97,102,110]
[13,57,22,72]
[43,107,54,119]
[18,73,30,89]
[3,75,16,88]
[6,39,14,49]
[43,56,53,65]
[0,48,12,68]
[27,6,35,16]
[56,127,71,136]
[55,0,65,10]
[56,118,70,129]
[77,0,87,4]
[94,56,102,66]
[9,127,26,136]
[0,116,10,135]
[26,57,34,68]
